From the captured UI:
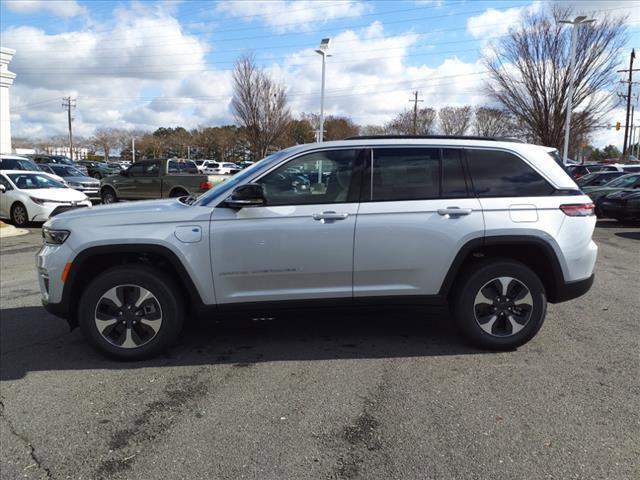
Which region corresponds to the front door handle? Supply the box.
[312,211,349,222]
[437,207,473,217]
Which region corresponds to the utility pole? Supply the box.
[409,91,423,135]
[618,48,637,158]
[62,96,76,161]
[132,137,136,163]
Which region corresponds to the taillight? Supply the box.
[199,181,212,191]
[560,203,595,216]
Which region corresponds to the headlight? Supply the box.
[30,197,64,205]
[42,227,70,244]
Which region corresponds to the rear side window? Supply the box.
[467,149,554,197]
[368,148,440,201]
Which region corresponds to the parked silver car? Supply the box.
[39,164,100,202]
[37,137,597,360]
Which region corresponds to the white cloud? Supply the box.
[3,3,228,137]
[466,4,538,40]
[216,0,370,32]
[3,0,87,19]
[275,22,486,126]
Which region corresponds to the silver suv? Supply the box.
[37,137,597,360]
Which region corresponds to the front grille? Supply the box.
[82,182,99,188]
[50,204,88,217]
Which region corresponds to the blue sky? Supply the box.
[1,0,638,147]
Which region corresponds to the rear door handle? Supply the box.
[312,211,349,221]
[437,207,473,217]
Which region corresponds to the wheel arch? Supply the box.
[168,186,189,197]
[440,236,566,303]
[61,244,204,328]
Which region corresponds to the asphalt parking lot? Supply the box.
[1,222,638,480]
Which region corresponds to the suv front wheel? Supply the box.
[453,260,546,350]
[78,266,184,360]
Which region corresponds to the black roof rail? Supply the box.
[344,135,526,143]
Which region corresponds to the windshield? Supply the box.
[51,156,73,165]
[222,163,237,168]
[194,150,291,206]
[8,173,66,189]
[51,165,84,177]
[0,159,43,171]
[606,174,639,188]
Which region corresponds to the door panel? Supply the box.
[210,203,359,303]
[354,198,484,297]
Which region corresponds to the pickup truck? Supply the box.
[100,159,223,203]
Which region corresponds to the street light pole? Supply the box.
[315,38,331,143]
[559,16,595,165]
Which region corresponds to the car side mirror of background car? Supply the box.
[225,183,265,209]
[0,184,5,193]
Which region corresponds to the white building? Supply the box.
[0,47,16,154]
[44,145,89,160]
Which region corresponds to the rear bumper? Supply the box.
[552,274,594,303]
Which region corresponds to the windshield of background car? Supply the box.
[51,165,84,177]
[194,149,292,206]
[606,174,640,188]
[8,173,66,189]
[0,159,43,171]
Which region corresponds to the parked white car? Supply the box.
[204,162,241,175]
[0,170,92,227]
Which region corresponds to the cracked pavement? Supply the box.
[1,223,639,479]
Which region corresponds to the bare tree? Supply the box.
[91,128,121,162]
[473,106,514,137]
[439,106,472,135]
[387,108,437,135]
[484,7,627,152]
[231,55,291,159]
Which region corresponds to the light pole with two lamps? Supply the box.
[315,38,331,143]
[559,15,595,165]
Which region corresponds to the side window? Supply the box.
[168,161,179,174]
[467,149,555,197]
[366,148,440,201]
[127,163,146,177]
[442,149,468,198]
[144,161,161,177]
[257,149,361,206]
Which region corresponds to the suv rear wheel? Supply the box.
[453,259,546,350]
[78,266,184,360]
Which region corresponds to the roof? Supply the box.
[0,154,31,160]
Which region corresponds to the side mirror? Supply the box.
[0,184,5,193]
[225,183,265,209]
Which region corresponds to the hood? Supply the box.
[65,176,99,184]
[26,188,89,202]
[45,198,212,229]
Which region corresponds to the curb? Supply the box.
[0,221,29,238]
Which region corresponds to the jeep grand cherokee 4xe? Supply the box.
[36,137,597,360]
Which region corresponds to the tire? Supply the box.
[78,266,184,360]
[101,187,118,204]
[452,259,547,350]
[170,189,188,198]
[93,172,102,180]
[10,202,29,227]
